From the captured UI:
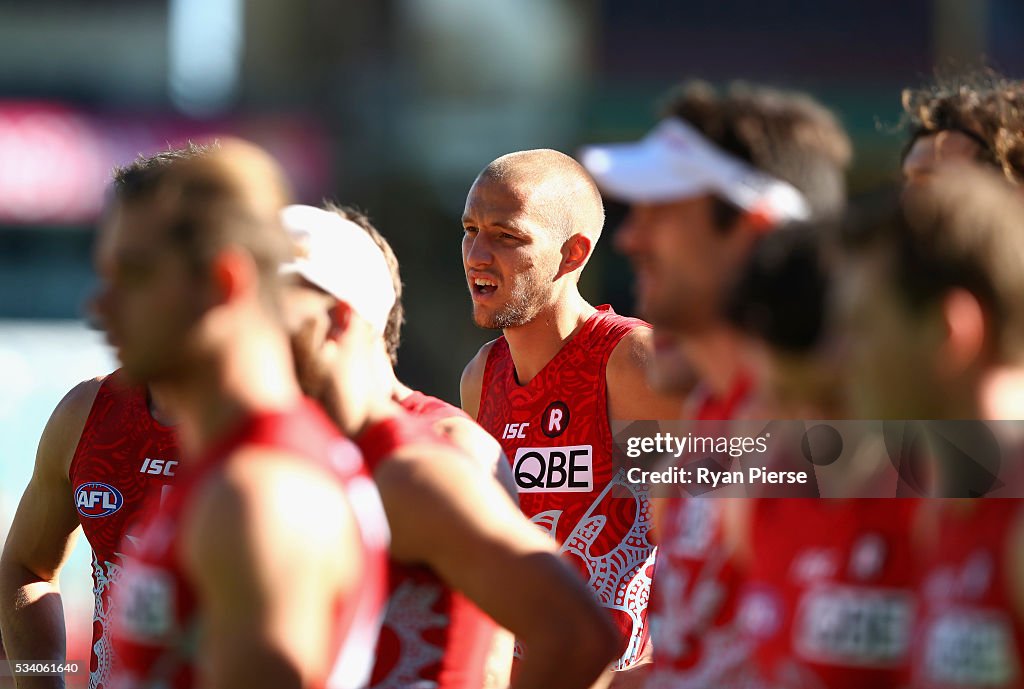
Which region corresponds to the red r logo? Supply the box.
[542,401,570,438]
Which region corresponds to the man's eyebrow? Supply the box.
[460,217,527,233]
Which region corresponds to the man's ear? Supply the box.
[939,288,988,375]
[209,248,258,306]
[557,233,593,279]
[327,300,354,340]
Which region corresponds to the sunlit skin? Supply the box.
[462,175,567,331]
[614,196,728,332]
[902,130,983,187]
[613,195,756,394]
[93,202,205,385]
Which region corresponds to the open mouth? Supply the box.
[470,276,499,298]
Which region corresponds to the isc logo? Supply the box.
[503,423,530,439]
[140,457,178,477]
[75,482,124,518]
[512,445,593,493]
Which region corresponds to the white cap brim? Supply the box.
[581,119,810,224]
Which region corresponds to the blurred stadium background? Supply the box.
[1,0,1023,682]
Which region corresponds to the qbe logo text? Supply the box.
[513,445,593,493]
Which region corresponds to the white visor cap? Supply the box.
[279,204,396,335]
[580,118,810,224]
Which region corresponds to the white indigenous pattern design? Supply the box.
[539,469,656,669]
[90,554,124,689]
[375,580,448,688]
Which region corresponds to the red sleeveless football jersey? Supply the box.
[913,500,1024,689]
[68,370,179,689]
[647,498,760,689]
[743,499,918,689]
[109,399,389,689]
[476,304,653,669]
[361,401,496,689]
[648,377,759,687]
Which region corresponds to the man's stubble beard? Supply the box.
[473,271,555,331]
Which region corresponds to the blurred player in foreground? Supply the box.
[901,69,1024,187]
[96,140,389,689]
[836,167,1024,688]
[717,224,918,689]
[581,81,851,688]
[459,149,684,687]
[0,150,205,689]
[290,204,518,688]
[281,203,620,689]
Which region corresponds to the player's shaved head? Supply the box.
[477,149,605,242]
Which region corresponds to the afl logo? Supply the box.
[75,482,124,518]
[542,401,570,438]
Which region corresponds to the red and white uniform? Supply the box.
[647,375,759,688]
[68,370,179,689]
[742,499,918,689]
[476,305,653,668]
[110,399,388,689]
[913,500,1024,689]
[362,399,497,689]
[647,498,759,689]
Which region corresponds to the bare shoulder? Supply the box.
[370,440,525,563]
[184,447,353,562]
[180,447,360,626]
[372,441,469,497]
[210,446,350,506]
[606,327,686,420]
[433,415,517,498]
[39,376,105,480]
[460,338,500,418]
[433,415,498,460]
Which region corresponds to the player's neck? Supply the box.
[319,343,402,438]
[502,293,596,386]
[680,323,747,399]
[146,383,177,428]
[392,379,415,403]
[169,329,302,458]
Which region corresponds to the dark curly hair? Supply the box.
[660,80,852,225]
[901,69,1024,184]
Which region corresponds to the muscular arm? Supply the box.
[459,340,496,421]
[606,329,685,547]
[183,450,363,689]
[0,380,99,689]
[377,446,621,689]
[601,330,686,688]
[428,412,518,687]
[606,328,687,421]
[432,415,517,499]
